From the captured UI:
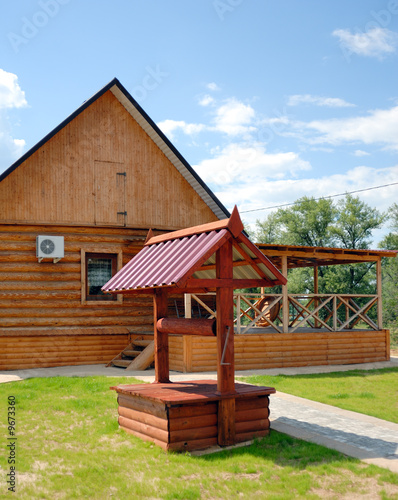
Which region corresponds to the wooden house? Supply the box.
[0,78,229,370]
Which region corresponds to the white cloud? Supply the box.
[212,98,256,136]
[0,130,25,172]
[198,94,215,107]
[353,150,370,157]
[332,27,398,59]
[0,70,27,172]
[212,163,398,241]
[0,69,27,109]
[301,105,398,150]
[157,119,205,139]
[287,94,355,108]
[194,143,311,187]
[206,82,220,91]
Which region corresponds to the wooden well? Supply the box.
[111,380,274,452]
[105,208,285,451]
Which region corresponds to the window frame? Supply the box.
[81,249,123,305]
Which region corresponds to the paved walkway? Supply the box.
[1,357,397,473]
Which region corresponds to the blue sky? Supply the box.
[1,0,397,243]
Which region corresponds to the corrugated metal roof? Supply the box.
[103,229,230,292]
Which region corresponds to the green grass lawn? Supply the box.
[240,367,398,424]
[0,376,398,499]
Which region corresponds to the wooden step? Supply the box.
[133,339,153,347]
[111,359,132,368]
[122,349,141,358]
[126,341,155,371]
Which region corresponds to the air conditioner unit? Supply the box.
[36,235,64,263]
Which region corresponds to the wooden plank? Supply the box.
[118,416,169,444]
[125,341,154,371]
[235,397,269,412]
[169,413,217,432]
[118,394,167,419]
[235,419,270,434]
[235,408,269,423]
[169,425,217,444]
[168,403,217,419]
[118,406,168,431]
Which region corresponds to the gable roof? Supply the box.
[0,78,230,221]
[102,207,287,294]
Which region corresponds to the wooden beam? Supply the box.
[231,239,270,281]
[185,279,274,289]
[314,266,319,328]
[376,258,383,329]
[237,233,287,285]
[282,256,289,334]
[153,288,170,383]
[157,317,216,336]
[145,205,243,246]
[216,239,235,446]
[125,341,154,371]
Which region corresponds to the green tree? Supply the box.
[379,203,398,332]
[331,194,386,250]
[253,195,387,295]
[276,196,336,247]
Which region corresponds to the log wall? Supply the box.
[169,330,390,372]
[0,327,134,370]
[114,381,272,452]
[0,223,157,369]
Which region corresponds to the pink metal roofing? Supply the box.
[103,229,230,292]
[102,207,287,294]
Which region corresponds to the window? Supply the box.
[81,250,122,303]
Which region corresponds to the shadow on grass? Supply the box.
[193,430,354,469]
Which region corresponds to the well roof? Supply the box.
[102,207,287,294]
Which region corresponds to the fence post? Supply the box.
[282,256,289,333]
[333,295,337,331]
[236,294,241,334]
[376,259,383,329]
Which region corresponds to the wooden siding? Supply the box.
[0,90,218,230]
[169,330,390,372]
[0,224,154,331]
[0,328,132,370]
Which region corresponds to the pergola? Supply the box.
[253,243,398,333]
[103,207,286,450]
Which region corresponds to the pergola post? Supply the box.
[216,239,235,446]
[282,255,289,333]
[314,266,319,328]
[376,258,383,330]
[154,288,170,383]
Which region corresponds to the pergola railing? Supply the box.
[187,292,381,333]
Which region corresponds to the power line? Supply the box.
[240,181,398,214]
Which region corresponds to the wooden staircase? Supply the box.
[107,337,154,371]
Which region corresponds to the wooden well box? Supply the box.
[111,380,275,452]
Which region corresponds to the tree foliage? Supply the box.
[254,195,386,296]
[379,203,398,331]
